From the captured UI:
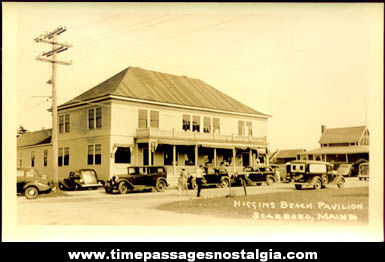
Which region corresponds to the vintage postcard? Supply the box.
[2,2,383,242]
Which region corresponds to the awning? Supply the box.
[200,144,234,149]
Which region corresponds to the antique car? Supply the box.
[358,162,369,181]
[337,163,354,177]
[187,166,231,189]
[288,160,345,190]
[58,169,104,191]
[17,168,54,199]
[233,166,277,186]
[104,166,168,194]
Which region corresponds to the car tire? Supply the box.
[25,187,39,199]
[266,176,276,186]
[337,177,345,188]
[313,178,322,190]
[58,182,65,191]
[156,179,167,192]
[218,178,230,188]
[321,174,329,186]
[295,184,302,190]
[118,182,129,194]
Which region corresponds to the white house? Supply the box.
[17,66,271,181]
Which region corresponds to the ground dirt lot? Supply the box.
[17,177,368,226]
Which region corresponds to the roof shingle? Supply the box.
[17,129,52,147]
[319,126,366,144]
[60,67,269,116]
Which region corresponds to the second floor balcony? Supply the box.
[136,128,267,145]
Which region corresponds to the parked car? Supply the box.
[288,160,345,190]
[17,168,54,199]
[358,162,369,181]
[188,166,231,189]
[104,166,168,194]
[58,169,104,191]
[337,163,354,177]
[233,166,277,186]
[351,159,369,177]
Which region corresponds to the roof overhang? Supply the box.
[303,146,369,155]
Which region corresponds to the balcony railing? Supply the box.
[136,128,266,144]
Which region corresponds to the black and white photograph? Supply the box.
[2,2,384,242]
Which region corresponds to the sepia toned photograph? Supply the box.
[2,2,384,242]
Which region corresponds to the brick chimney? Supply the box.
[321,125,326,134]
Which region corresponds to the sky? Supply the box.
[4,2,383,151]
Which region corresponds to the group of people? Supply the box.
[177,165,205,197]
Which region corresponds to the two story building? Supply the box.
[299,125,369,163]
[17,66,271,180]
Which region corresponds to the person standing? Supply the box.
[181,168,189,195]
[196,165,204,197]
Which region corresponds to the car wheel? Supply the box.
[337,177,345,188]
[118,182,129,194]
[58,182,65,191]
[295,184,302,190]
[156,179,167,192]
[266,176,276,186]
[313,178,322,190]
[25,187,39,199]
[321,174,329,186]
[218,178,230,188]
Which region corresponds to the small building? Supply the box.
[17,66,271,181]
[299,125,369,163]
[270,149,306,164]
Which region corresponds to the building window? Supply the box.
[88,108,102,129]
[203,117,211,133]
[88,145,94,165]
[246,121,252,136]
[31,151,35,167]
[65,114,70,132]
[138,109,148,128]
[88,144,102,165]
[58,148,63,166]
[150,110,159,129]
[183,114,191,131]
[96,108,102,128]
[64,147,69,166]
[88,109,95,129]
[192,115,200,132]
[213,118,220,134]
[59,115,64,133]
[43,149,48,167]
[238,120,245,136]
[115,147,131,164]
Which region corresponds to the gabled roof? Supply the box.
[275,149,306,159]
[60,67,269,117]
[17,129,52,148]
[305,146,369,155]
[319,126,367,144]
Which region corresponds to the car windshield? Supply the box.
[81,170,98,184]
[338,165,351,173]
[25,170,38,178]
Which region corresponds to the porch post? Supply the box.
[148,140,152,166]
[136,143,139,165]
[249,149,253,167]
[345,154,348,163]
[195,144,198,167]
[214,148,217,166]
[173,145,176,176]
[232,147,236,173]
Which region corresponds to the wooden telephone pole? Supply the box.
[35,26,72,189]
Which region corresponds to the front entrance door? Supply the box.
[143,148,154,165]
[242,153,250,167]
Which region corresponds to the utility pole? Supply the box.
[35,26,72,190]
